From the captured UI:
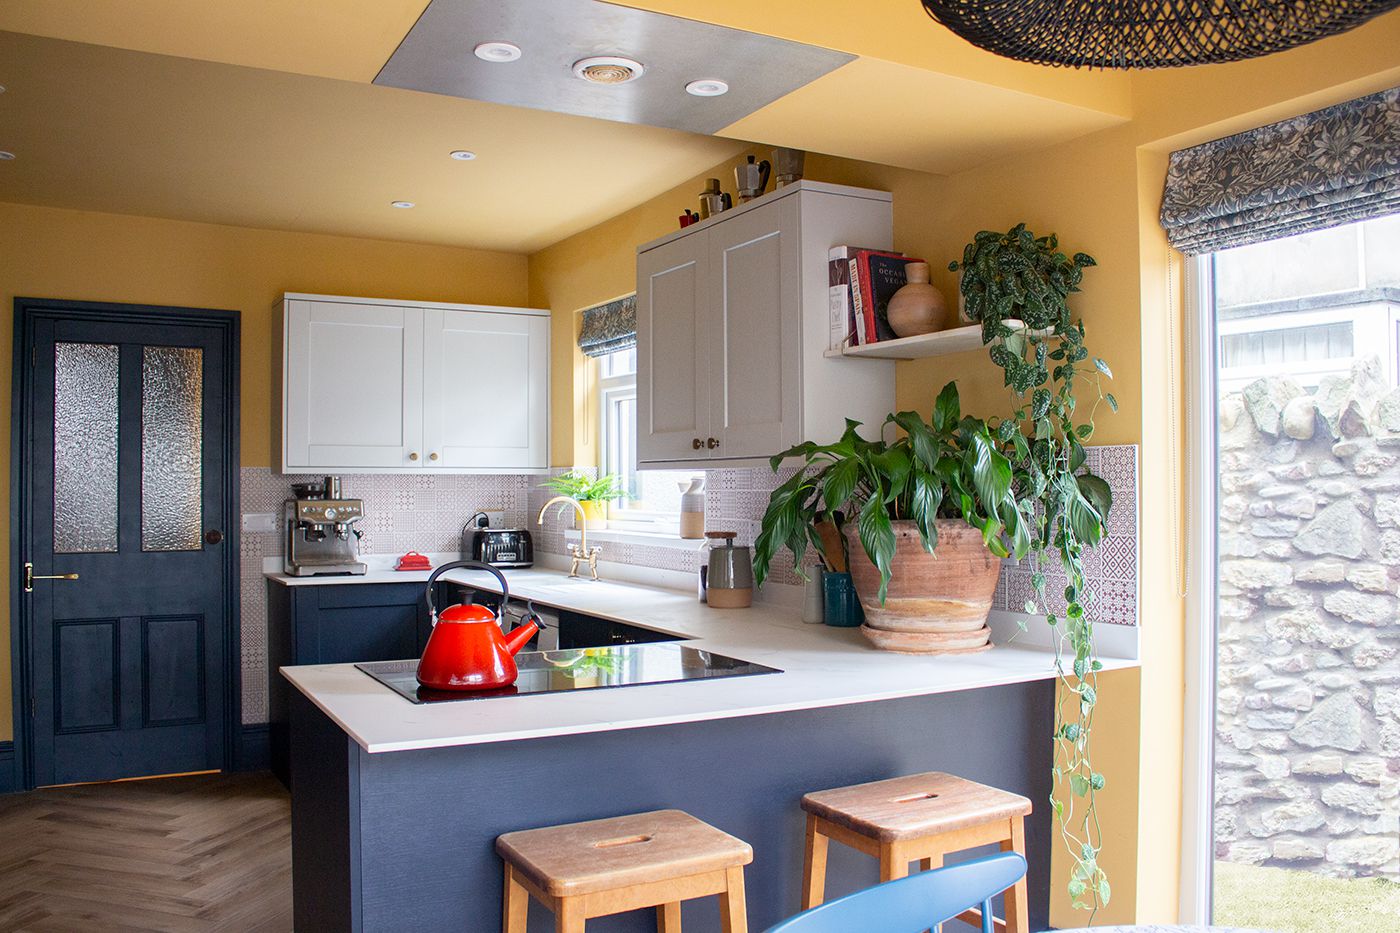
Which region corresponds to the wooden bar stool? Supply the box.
[799,772,1031,933]
[497,809,752,933]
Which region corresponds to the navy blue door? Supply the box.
[19,304,236,786]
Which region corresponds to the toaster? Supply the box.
[463,526,534,569]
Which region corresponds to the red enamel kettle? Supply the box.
[417,560,544,691]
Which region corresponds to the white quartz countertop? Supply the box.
[280,565,1139,754]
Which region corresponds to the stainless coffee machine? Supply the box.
[284,476,367,576]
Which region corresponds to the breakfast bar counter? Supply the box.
[283,568,1137,932]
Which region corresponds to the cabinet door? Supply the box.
[422,308,549,470]
[637,232,711,463]
[284,299,423,469]
[708,196,802,459]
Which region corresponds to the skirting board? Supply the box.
[0,741,16,795]
[235,725,270,773]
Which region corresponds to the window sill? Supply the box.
[564,528,705,552]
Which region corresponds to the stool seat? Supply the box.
[497,809,752,898]
[801,771,1031,842]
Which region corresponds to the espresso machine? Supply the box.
[283,476,367,576]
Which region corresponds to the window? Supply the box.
[597,347,696,532]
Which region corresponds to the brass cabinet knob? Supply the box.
[409,451,420,461]
[692,438,703,450]
[706,437,720,449]
[429,452,439,461]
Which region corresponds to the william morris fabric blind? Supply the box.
[577,294,637,358]
[1160,85,1400,256]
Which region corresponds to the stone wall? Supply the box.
[1215,357,1400,880]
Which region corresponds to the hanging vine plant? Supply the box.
[951,223,1117,916]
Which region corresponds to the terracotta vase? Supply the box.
[886,262,949,338]
[842,519,1000,653]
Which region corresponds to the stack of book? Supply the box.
[827,246,926,352]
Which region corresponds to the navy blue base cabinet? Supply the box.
[289,680,1055,933]
[267,581,432,787]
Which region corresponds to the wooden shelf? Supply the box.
[825,324,984,360]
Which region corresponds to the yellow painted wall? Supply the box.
[0,200,529,742]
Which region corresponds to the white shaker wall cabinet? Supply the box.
[636,181,895,470]
[281,294,549,474]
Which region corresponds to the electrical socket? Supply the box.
[241,512,278,533]
[483,510,506,528]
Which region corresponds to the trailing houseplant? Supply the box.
[951,223,1116,916]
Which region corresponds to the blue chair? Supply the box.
[765,851,1028,933]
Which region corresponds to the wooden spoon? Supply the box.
[814,520,847,573]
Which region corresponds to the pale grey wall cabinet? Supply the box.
[281,293,549,473]
[636,181,895,470]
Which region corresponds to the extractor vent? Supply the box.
[572,56,645,85]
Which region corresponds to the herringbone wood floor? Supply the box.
[0,771,292,932]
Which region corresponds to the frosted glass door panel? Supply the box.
[141,346,204,551]
[422,308,548,470]
[283,300,423,469]
[53,342,120,553]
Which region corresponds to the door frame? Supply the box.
[1179,255,1219,924]
[8,297,241,791]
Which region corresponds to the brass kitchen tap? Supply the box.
[537,496,601,580]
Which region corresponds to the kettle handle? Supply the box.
[425,559,510,621]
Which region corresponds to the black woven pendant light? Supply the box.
[920,0,1400,69]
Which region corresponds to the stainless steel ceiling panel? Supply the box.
[374,0,854,134]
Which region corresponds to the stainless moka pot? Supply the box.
[734,155,771,201]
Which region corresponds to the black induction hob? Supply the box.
[356,642,782,704]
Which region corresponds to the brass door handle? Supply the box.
[23,562,79,593]
[706,437,720,449]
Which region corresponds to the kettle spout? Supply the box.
[503,615,541,656]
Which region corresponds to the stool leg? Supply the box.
[1001,817,1029,933]
[801,814,829,909]
[657,901,682,933]
[918,854,944,933]
[556,896,586,933]
[878,842,909,883]
[503,863,529,933]
[719,865,748,933]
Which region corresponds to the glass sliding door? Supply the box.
[1198,215,1400,931]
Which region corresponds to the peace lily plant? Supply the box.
[755,223,1118,917]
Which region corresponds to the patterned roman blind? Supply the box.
[577,294,637,358]
[1160,85,1400,256]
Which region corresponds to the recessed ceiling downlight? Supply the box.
[685,78,729,97]
[474,41,521,63]
[390,200,415,209]
[449,150,477,161]
[572,56,644,85]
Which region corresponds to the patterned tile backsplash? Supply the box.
[992,444,1140,627]
[238,446,1136,723]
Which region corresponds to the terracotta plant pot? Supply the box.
[842,519,1001,652]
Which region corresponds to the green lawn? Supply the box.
[1213,861,1400,932]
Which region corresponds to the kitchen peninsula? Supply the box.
[280,567,1138,932]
